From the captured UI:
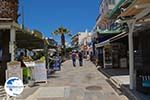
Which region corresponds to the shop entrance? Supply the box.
[0,30,10,85]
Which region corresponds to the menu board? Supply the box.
[34,67,47,82]
[6,61,22,80]
[34,61,47,83]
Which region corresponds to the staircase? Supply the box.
[0,86,6,99]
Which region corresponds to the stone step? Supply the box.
[0,94,6,97]
[0,86,5,92]
[0,86,6,98]
[0,89,5,92]
[0,91,6,94]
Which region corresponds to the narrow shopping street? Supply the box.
[16,60,128,100]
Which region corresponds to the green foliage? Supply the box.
[65,47,73,53]
[51,26,71,58]
[52,26,70,35]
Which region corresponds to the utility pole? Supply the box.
[21,1,25,29]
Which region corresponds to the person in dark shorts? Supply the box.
[78,51,83,66]
[72,51,77,67]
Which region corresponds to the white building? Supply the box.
[78,30,93,57]
[78,30,92,46]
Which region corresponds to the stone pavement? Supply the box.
[16,60,128,100]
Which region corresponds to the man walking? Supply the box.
[78,51,83,66]
[72,50,76,67]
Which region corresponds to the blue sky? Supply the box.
[18,0,101,44]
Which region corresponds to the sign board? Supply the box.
[34,60,45,68]
[34,60,47,82]
[34,67,47,82]
[7,61,21,70]
[6,61,22,80]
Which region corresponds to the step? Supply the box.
[0,89,5,92]
[0,86,6,98]
[0,94,6,97]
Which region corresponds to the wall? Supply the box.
[78,32,88,45]
[0,0,19,22]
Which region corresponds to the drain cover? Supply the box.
[86,86,102,91]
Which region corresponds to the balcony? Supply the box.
[108,4,115,10]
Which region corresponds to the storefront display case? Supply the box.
[112,43,128,68]
[103,45,112,68]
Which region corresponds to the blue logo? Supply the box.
[4,77,24,97]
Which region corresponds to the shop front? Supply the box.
[110,32,128,69]
[95,32,128,69]
[118,0,150,91]
[0,29,10,84]
[95,28,122,67]
[0,20,47,84]
[133,27,150,94]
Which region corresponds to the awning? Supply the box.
[119,0,150,17]
[109,32,127,42]
[97,28,122,35]
[95,31,127,48]
[109,0,126,18]
[32,49,44,52]
[0,20,46,49]
[16,28,45,49]
[95,40,110,48]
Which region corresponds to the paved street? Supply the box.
[16,60,128,100]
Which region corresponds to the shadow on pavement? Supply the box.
[98,68,129,77]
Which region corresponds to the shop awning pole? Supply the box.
[127,20,136,90]
[10,27,16,61]
[127,6,150,90]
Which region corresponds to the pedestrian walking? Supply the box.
[72,50,76,67]
[78,51,83,66]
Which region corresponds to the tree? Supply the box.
[52,26,71,57]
